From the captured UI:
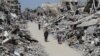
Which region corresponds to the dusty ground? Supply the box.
[27,21,83,56]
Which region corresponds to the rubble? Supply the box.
[24,0,100,56]
[1,0,100,56]
[0,16,48,56]
[0,0,49,56]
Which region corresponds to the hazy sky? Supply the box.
[19,0,59,10]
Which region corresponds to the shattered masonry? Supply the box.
[1,0,100,56]
[0,0,48,56]
[23,0,100,56]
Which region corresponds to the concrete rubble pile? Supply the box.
[30,8,100,56]
[0,8,48,56]
[21,0,100,56]
[0,14,48,56]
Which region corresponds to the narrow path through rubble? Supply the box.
[27,22,83,56]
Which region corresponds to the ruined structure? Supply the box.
[41,3,61,17]
[60,0,78,11]
[1,0,21,15]
[84,0,99,13]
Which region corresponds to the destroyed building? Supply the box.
[1,0,21,15]
[0,0,49,56]
[41,3,61,17]
[84,0,99,13]
[22,0,100,56]
[60,0,78,11]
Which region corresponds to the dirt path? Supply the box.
[27,22,82,56]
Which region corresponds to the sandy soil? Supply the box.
[27,22,83,56]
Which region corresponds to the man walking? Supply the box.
[38,22,41,30]
[44,29,49,42]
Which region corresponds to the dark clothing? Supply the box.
[38,23,41,30]
[57,36,62,44]
[44,31,49,42]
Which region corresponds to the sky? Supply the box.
[19,0,59,10]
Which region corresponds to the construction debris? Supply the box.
[23,0,100,56]
[0,0,48,56]
[1,0,100,56]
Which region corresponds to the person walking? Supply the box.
[38,22,41,30]
[57,31,64,44]
[57,33,62,44]
[44,29,49,42]
[38,23,41,30]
